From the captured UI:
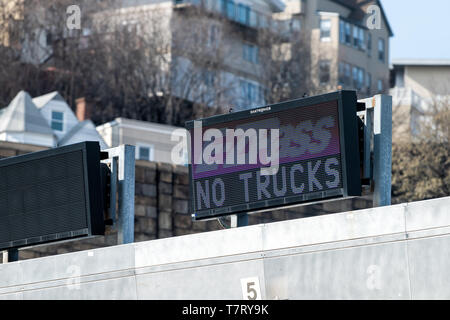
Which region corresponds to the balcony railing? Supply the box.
[173,0,274,30]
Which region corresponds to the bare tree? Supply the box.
[392,94,450,203]
[0,1,324,126]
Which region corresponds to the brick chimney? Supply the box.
[75,97,93,121]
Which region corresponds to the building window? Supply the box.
[357,68,365,90]
[353,26,359,48]
[136,144,154,161]
[349,66,365,90]
[240,80,261,106]
[51,111,64,132]
[358,28,365,50]
[378,38,385,62]
[338,62,352,87]
[319,60,331,84]
[345,22,351,45]
[238,3,250,25]
[338,62,345,86]
[220,0,226,13]
[226,0,235,20]
[377,79,384,92]
[320,19,331,41]
[339,20,345,43]
[247,82,257,102]
[243,43,258,64]
[367,32,372,56]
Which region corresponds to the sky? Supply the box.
[381,0,450,62]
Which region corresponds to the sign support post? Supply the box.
[230,213,249,228]
[7,249,18,262]
[359,94,392,207]
[102,145,136,244]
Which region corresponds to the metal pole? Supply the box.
[117,145,136,244]
[109,156,118,226]
[102,145,136,245]
[372,95,392,207]
[363,107,374,180]
[230,213,249,228]
[2,249,18,263]
[8,249,18,262]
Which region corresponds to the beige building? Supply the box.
[280,0,393,98]
[97,118,187,165]
[390,59,450,141]
[0,0,23,47]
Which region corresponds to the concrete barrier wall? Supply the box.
[1,196,450,300]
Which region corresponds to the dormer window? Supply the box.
[51,111,64,132]
[136,143,154,161]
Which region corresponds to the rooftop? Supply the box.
[0,91,54,136]
[392,59,450,67]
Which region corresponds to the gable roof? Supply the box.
[392,59,450,67]
[32,91,66,109]
[59,120,108,149]
[0,91,54,136]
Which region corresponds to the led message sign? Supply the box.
[186,91,361,220]
[0,142,105,250]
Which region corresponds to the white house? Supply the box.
[32,91,80,142]
[0,91,56,147]
[97,117,187,165]
[0,90,108,149]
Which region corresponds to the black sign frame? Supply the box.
[0,141,105,250]
[186,90,361,221]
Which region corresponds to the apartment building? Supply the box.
[390,59,450,141]
[281,0,393,98]
[91,0,286,111]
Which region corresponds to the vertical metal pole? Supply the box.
[117,145,136,244]
[230,213,249,228]
[363,107,374,180]
[373,95,392,207]
[109,157,118,225]
[2,249,18,263]
[8,249,18,262]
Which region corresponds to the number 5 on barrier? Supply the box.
[240,277,262,300]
